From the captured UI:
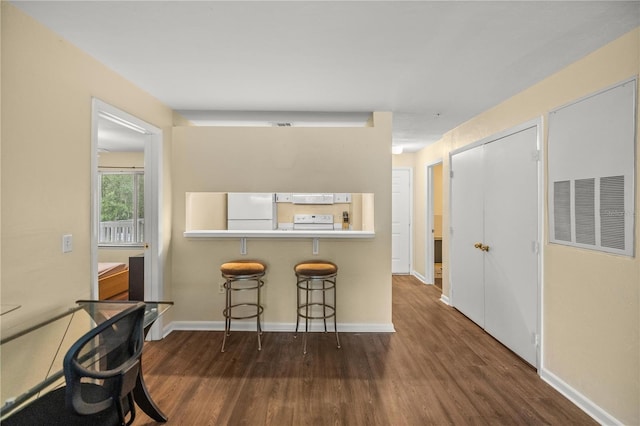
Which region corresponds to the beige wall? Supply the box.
[0,3,174,326]
[391,152,414,168]
[414,28,640,424]
[171,114,393,327]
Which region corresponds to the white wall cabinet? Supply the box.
[450,123,540,367]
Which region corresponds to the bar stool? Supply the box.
[220,260,266,352]
[294,260,340,354]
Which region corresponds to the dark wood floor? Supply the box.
[135,275,595,425]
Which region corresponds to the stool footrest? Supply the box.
[296,281,336,291]
[225,283,264,291]
[223,303,264,320]
[297,303,336,320]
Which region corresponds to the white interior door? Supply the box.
[450,123,540,367]
[392,168,411,274]
[450,146,485,327]
[483,127,538,366]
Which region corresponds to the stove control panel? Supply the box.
[293,214,334,230]
[293,214,333,224]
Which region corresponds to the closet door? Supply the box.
[450,145,485,327]
[483,127,539,366]
[450,123,539,367]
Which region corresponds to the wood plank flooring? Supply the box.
[135,275,595,425]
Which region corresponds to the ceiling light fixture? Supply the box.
[391,145,403,155]
[98,111,148,134]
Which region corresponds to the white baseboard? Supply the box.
[412,271,428,283]
[167,321,395,334]
[540,367,622,426]
[408,270,448,304]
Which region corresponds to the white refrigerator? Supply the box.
[227,193,276,230]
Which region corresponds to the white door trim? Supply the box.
[424,159,443,285]
[90,98,164,340]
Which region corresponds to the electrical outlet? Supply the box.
[219,282,225,294]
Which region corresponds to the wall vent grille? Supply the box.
[600,175,625,250]
[575,178,595,245]
[553,180,572,242]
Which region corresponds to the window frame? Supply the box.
[97,170,145,248]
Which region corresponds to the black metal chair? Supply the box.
[2,302,146,426]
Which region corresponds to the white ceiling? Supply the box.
[12,1,640,152]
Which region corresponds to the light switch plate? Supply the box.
[62,234,73,253]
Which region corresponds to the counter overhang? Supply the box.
[184,230,375,239]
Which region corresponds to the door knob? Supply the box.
[474,242,490,252]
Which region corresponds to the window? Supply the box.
[99,171,144,246]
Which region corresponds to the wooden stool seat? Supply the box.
[294,262,337,277]
[221,261,266,276]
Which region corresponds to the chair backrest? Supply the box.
[63,302,146,424]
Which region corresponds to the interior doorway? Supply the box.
[90,99,165,339]
[425,161,443,288]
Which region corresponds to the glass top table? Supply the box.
[0,300,172,421]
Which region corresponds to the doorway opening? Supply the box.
[90,99,165,339]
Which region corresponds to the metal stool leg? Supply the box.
[303,278,310,354]
[322,279,328,332]
[333,278,340,348]
[221,279,230,352]
[294,278,301,338]
[256,276,262,351]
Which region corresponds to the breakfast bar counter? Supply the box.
[183,230,375,238]
[183,230,374,255]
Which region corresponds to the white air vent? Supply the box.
[548,79,635,256]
